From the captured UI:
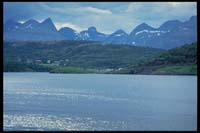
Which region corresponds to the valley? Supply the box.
[3,40,197,75]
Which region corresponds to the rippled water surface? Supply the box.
[3,72,197,131]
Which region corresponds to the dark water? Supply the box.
[3,72,197,131]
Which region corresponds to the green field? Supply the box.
[152,65,197,75]
[50,66,96,74]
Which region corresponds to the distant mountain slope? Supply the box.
[4,18,65,41]
[127,16,197,49]
[105,29,128,44]
[3,16,197,49]
[125,42,197,75]
[4,40,164,69]
[58,27,79,40]
[78,26,108,41]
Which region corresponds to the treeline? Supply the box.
[3,61,52,72]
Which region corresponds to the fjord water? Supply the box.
[3,72,197,131]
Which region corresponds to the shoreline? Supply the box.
[3,71,197,76]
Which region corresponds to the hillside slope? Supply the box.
[4,40,164,71]
[125,42,197,75]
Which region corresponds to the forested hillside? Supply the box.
[124,42,197,75]
[4,40,164,72]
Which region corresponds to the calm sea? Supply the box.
[3,72,197,131]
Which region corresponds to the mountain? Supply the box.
[127,16,197,49]
[78,26,107,41]
[3,19,22,32]
[127,23,158,45]
[105,29,128,44]
[21,19,40,30]
[3,18,65,41]
[58,27,79,40]
[159,20,183,31]
[129,23,156,36]
[38,17,58,32]
[183,16,197,29]
[3,16,197,49]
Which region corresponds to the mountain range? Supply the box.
[3,16,197,49]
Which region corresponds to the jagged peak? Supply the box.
[23,19,39,25]
[39,17,58,31]
[130,22,154,35]
[41,17,54,24]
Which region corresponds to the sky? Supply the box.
[3,2,197,34]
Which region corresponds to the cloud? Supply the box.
[125,2,196,28]
[70,13,139,34]
[126,2,196,18]
[82,7,112,14]
[126,2,196,12]
[3,2,39,21]
[37,2,71,14]
[167,2,192,7]
[38,3,112,15]
[3,2,197,34]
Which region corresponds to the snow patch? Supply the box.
[135,30,149,35]
[82,33,90,39]
[74,31,79,35]
[26,24,33,29]
[135,30,170,36]
[115,34,122,36]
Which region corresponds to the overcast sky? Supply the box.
[3,2,197,34]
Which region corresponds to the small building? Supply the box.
[35,60,42,64]
[52,61,60,66]
[47,60,51,64]
[118,68,122,71]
